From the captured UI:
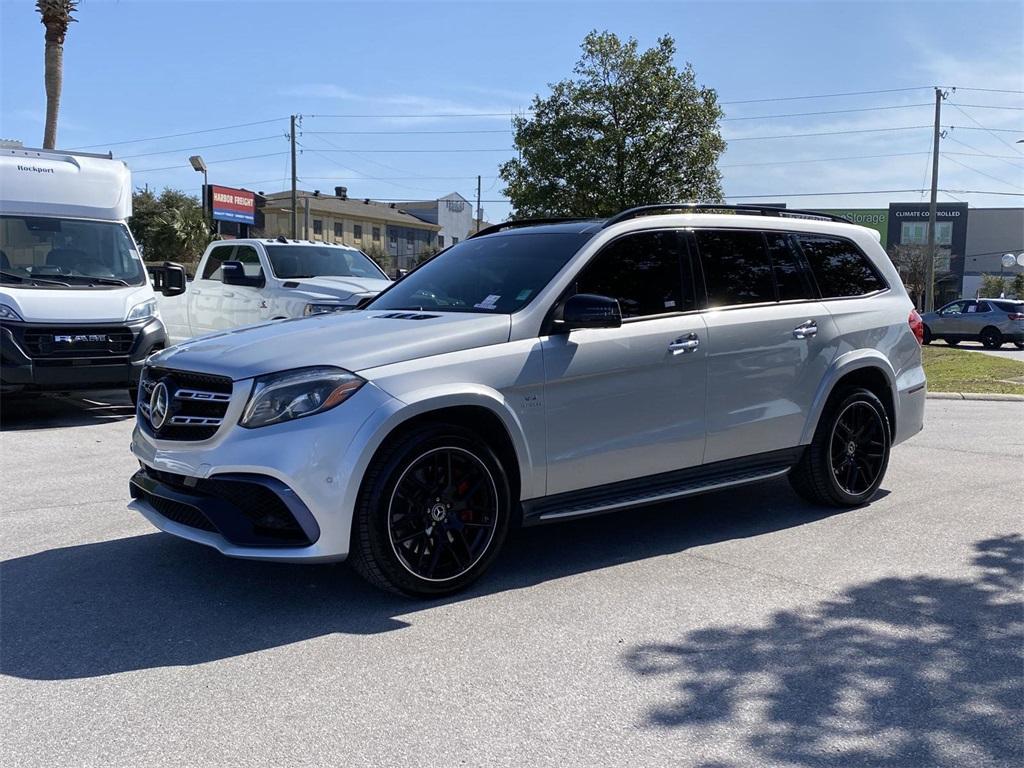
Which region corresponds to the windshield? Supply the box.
[266,245,387,281]
[368,232,592,314]
[0,215,145,287]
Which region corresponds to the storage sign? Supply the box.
[210,185,255,224]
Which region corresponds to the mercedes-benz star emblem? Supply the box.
[149,381,170,430]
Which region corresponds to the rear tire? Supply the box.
[980,327,1003,349]
[789,387,891,508]
[922,325,932,345]
[350,424,511,598]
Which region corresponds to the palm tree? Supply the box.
[36,0,78,149]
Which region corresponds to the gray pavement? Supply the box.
[1,393,1022,768]
[937,339,1024,361]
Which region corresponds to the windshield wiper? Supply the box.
[56,274,130,286]
[1,269,70,287]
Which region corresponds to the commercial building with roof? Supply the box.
[257,187,441,272]
[390,192,483,250]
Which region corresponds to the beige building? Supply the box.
[258,189,441,271]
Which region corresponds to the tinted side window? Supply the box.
[766,233,814,301]
[234,245,264,279]
[797,236,885,298]
[202,246,234,280]
[695,230,775,306]
[571,230,691,319]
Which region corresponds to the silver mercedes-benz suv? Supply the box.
[129,205,927,597]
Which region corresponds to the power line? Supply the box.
[720,151,929,168]
[719,87,933,105]
[948,103,1024,111]
[727,125,931,141]
[307,112,513,119]
[722,103,933,121]
[303,147,512,153]
[118,135,283,160]
[948,103,1024,154]
[131,152,288,174]
[69,118,288,149]
[940,154,1024,191]
[948,87,1024,95]
[947,124,1024,135]
[304,129,510,135]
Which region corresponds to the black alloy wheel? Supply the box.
[789,387,891,507]
[350,424,511,597]
[388,447,499,583]
[980,327,1003,349]
[828,401,887,496]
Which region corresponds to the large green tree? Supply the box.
[500,31,726,218]
[36,0,78,149]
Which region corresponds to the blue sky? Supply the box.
[1,0,1021,221]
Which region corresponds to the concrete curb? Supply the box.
[927,392,1024,402]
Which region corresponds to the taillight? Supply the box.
[1008,312,1024,321]
[909,309,924,345]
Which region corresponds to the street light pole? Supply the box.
[189,154,209,231]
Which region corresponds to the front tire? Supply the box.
[922,325,933,345]
[350,424,511,597]
[789,387,891,507]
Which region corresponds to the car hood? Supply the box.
[283,275,391,302]
[0,284,153,323]
[148,311,512,380]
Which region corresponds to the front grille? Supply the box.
[139,367,234,441]
[17,325,135,359]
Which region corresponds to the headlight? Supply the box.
[240,366,364,428]
[0,304,23,321]
[126,298,159,321]
[304,302,352,316]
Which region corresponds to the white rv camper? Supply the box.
[0,146,182,401]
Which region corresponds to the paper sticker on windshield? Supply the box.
[516,289,532,301]
[664,300,676,308]
[474,294,501,310]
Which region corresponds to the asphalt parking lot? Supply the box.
[1,392,1021,768]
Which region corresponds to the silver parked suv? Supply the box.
[920,298,1024,349]
[129,205,927,597]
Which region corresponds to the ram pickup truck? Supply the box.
[156,238,391,344]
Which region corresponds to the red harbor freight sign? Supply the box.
[210,185,255,224]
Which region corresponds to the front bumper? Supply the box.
[129,379,401,562]
[1,317,166,393]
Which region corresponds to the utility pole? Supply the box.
[290,114,298,240]
[924,88,947,313]
[476,175,482,234]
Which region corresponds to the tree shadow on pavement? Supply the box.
[2,477,854,681]
[623,534,1024,768]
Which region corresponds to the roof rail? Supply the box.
[468,217,589,239]
[601,204,852,228]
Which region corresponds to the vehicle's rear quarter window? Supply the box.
[796,235,886,298]
[992,300,1024,313]
[694,230,775,306]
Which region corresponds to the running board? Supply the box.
[521,448,802,525]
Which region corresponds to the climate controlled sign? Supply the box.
[209,185,255,224]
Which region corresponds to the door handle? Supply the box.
[222,291,235,298]
[669,333,700,353]
[793,320,818,339]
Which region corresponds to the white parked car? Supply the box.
[155,238,391,344]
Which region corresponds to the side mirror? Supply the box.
[150,261,187,297]
[560,293,622,331]
[221,260,264,288]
